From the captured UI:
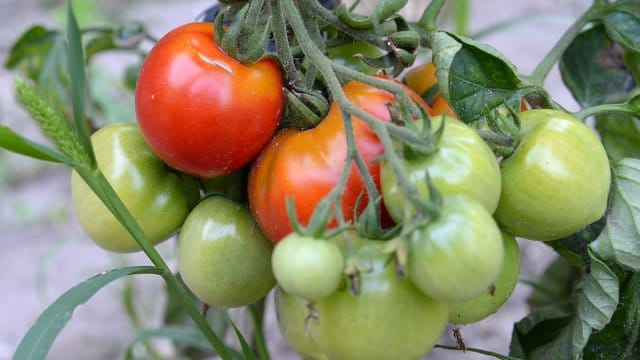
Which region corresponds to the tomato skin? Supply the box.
[275,287,328,360]
[494,109,611,241]
[272,233,344,301]
[307,239,449,360]
[449,232,521,324]
[135,22,284,178]
[248,79,431,244]
[381,116,501,222]
[71,123,195,253]
[407,195,504,302]
[177,196,275,308]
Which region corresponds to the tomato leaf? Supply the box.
[0,125,76,164]
[602,11,640,53]
[510,256,619,359]
[431,31,538,124]
[583,272,640,360]
[13,266,164,360]
[591,158,640,271]
[560,26,635,107]
[596,113,640,161]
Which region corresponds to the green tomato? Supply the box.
[407,195,504,302]
[70,123,196,252]
[275,287,328,360]
[494,109,611,241]
[306,238,449,360]
[449,232,520,324]
[381,116,501,222]
[177,196,275,307]
[272,233,344,301]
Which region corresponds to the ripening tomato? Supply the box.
[248,79,432,244]
[494,110,611,241]
[135,22,284,178]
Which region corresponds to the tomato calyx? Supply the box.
[213,2,272,64]
[475,103,522,157]
[282,82,330,130]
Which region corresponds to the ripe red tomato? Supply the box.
[248,79,431,244]
[135,22,284,178]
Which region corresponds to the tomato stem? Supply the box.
[529,4,599,86]
[574,102,639,121]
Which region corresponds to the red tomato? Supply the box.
[135,22,284,178]
[248,79,431,244]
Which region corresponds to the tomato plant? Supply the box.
[177,196,276,308]
[135,22,284,178]
[494,109,611,241]
[248,79,430,244]
[381,115,501,222]
[4,1,640,360]
[71,123,196,252]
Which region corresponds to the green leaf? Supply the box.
[584,272,640,360]
[524,256,579,308]
[14,266,163,360]
[0,125,75,164]
[591,158,640,271]
[226,311,258,360]
[602,11,640,53]
[560,26,634,107]
[596,113,640,161]
[548,217,607,267]
[510,256,619,359]
[431,31,537,124]
[65,2,94,162]
[4,26,61,80]
[85,33,117,61]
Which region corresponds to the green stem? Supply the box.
[283,0,439,220]
[434,344,523,360]
[573,102,639,120]
[268,0,297,82]
[417,0,447,33]
[529,5,598,86]
[75,167,232,360]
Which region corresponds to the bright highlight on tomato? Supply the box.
[135,22,284,178]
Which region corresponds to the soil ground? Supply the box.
[0,1,589,359]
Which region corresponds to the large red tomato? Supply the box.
[248,79,431,244]
[135,22,284,178]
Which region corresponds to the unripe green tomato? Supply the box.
[308,239,449,360]
[407,195,504,302]
[177,196,275,307]
[275,287,328,360]
[494,109,611,241]
[70,123,196,252]
[449,232,520,324]
[381,116,501,222]
[272,233,344,301]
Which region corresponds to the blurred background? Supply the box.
[0,0,589,359]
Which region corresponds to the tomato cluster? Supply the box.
[69,21,612,360]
